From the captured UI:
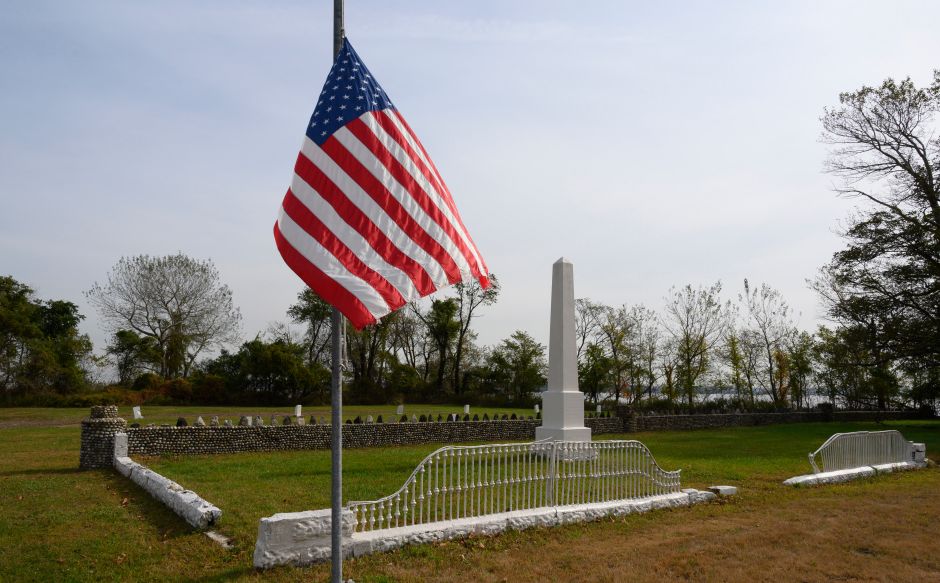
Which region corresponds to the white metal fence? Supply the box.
[346,440,681,533]
[808,430,914,474]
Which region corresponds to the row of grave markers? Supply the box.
[130,403,609,422]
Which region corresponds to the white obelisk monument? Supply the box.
[536,258,591,443]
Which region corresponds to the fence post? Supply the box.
[547,441,557,506]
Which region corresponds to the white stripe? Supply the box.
[381,110,487,277]
[299,137,451,289]
[288,174,421,301]
[382,110,445,193]
[277,209,390,318]
[360,113,486,277]
[332,124,476,281]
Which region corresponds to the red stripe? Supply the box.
[372,111,461,225]
[293,151,437,296]
[282,189,406,313]
[385,111,490,286]
[345,117,484,282]
[273,221,376,329]
[320,135,463,284]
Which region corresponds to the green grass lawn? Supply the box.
[0,409,937,582]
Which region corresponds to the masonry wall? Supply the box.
[126,417,625,456]
[79,405,127,469]
[86,407,929,460]
[624,410,921,432]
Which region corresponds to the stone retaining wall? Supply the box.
[624,410,922,432]
[126,417,622,456]
[81,406,929,461]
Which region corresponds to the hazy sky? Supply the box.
[3,1,940,356]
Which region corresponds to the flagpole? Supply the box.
[330,4,345,583]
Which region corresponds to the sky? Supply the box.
[2,1,940,359]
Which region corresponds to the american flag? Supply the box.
[274,38,489,329]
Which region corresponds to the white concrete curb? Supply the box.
[783,460,925,487]
[113,432,222,529]
[254,489,717,569]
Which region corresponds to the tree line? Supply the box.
[1,71,938,412]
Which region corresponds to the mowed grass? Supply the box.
[0,411,938,582]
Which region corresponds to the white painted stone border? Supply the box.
[112,432,222,529]
[783,461,925,487]
[254,489,717,569]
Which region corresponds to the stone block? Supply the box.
[708,485,737,496]
[913,443,926,465]
[253,508,355,568]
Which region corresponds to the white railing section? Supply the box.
[808,430,914,474]
[346,440,681,533]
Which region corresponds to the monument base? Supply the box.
[533,426,596,460]
[535,426,592,443]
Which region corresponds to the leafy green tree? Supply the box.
[413,299,460,394]
[813,325,900,409]
[106,330,160,386]
[346,313,397,402]
[486,330,546,404]
[787,331,815,409]
[815,72,940,388]
[202,337,327,404]
[0,276,91,399]
[578,343,611,404]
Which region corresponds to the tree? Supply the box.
[106,330,159,386]
[346,313,397,402]
[813,325,899,409]
[389,307,433,381]
[740,280,797,407]
[0,276,91,398]
[594,305,634,404]
[663,282,728,407]
[578,343,611,404]
[412,299,459,394]
[86,254,241,378]
[287,288,333,369]
[486,330,546,404]
[575,298,603,363]
[629,305,661,401]
[214,337,326,404]
[815,72,940,381]
[451,274,499,395]
[787,331,814,409]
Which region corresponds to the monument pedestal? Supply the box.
[536,390,591,443]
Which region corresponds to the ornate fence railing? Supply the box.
[808,430,914,474]
[346,440,681,533]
